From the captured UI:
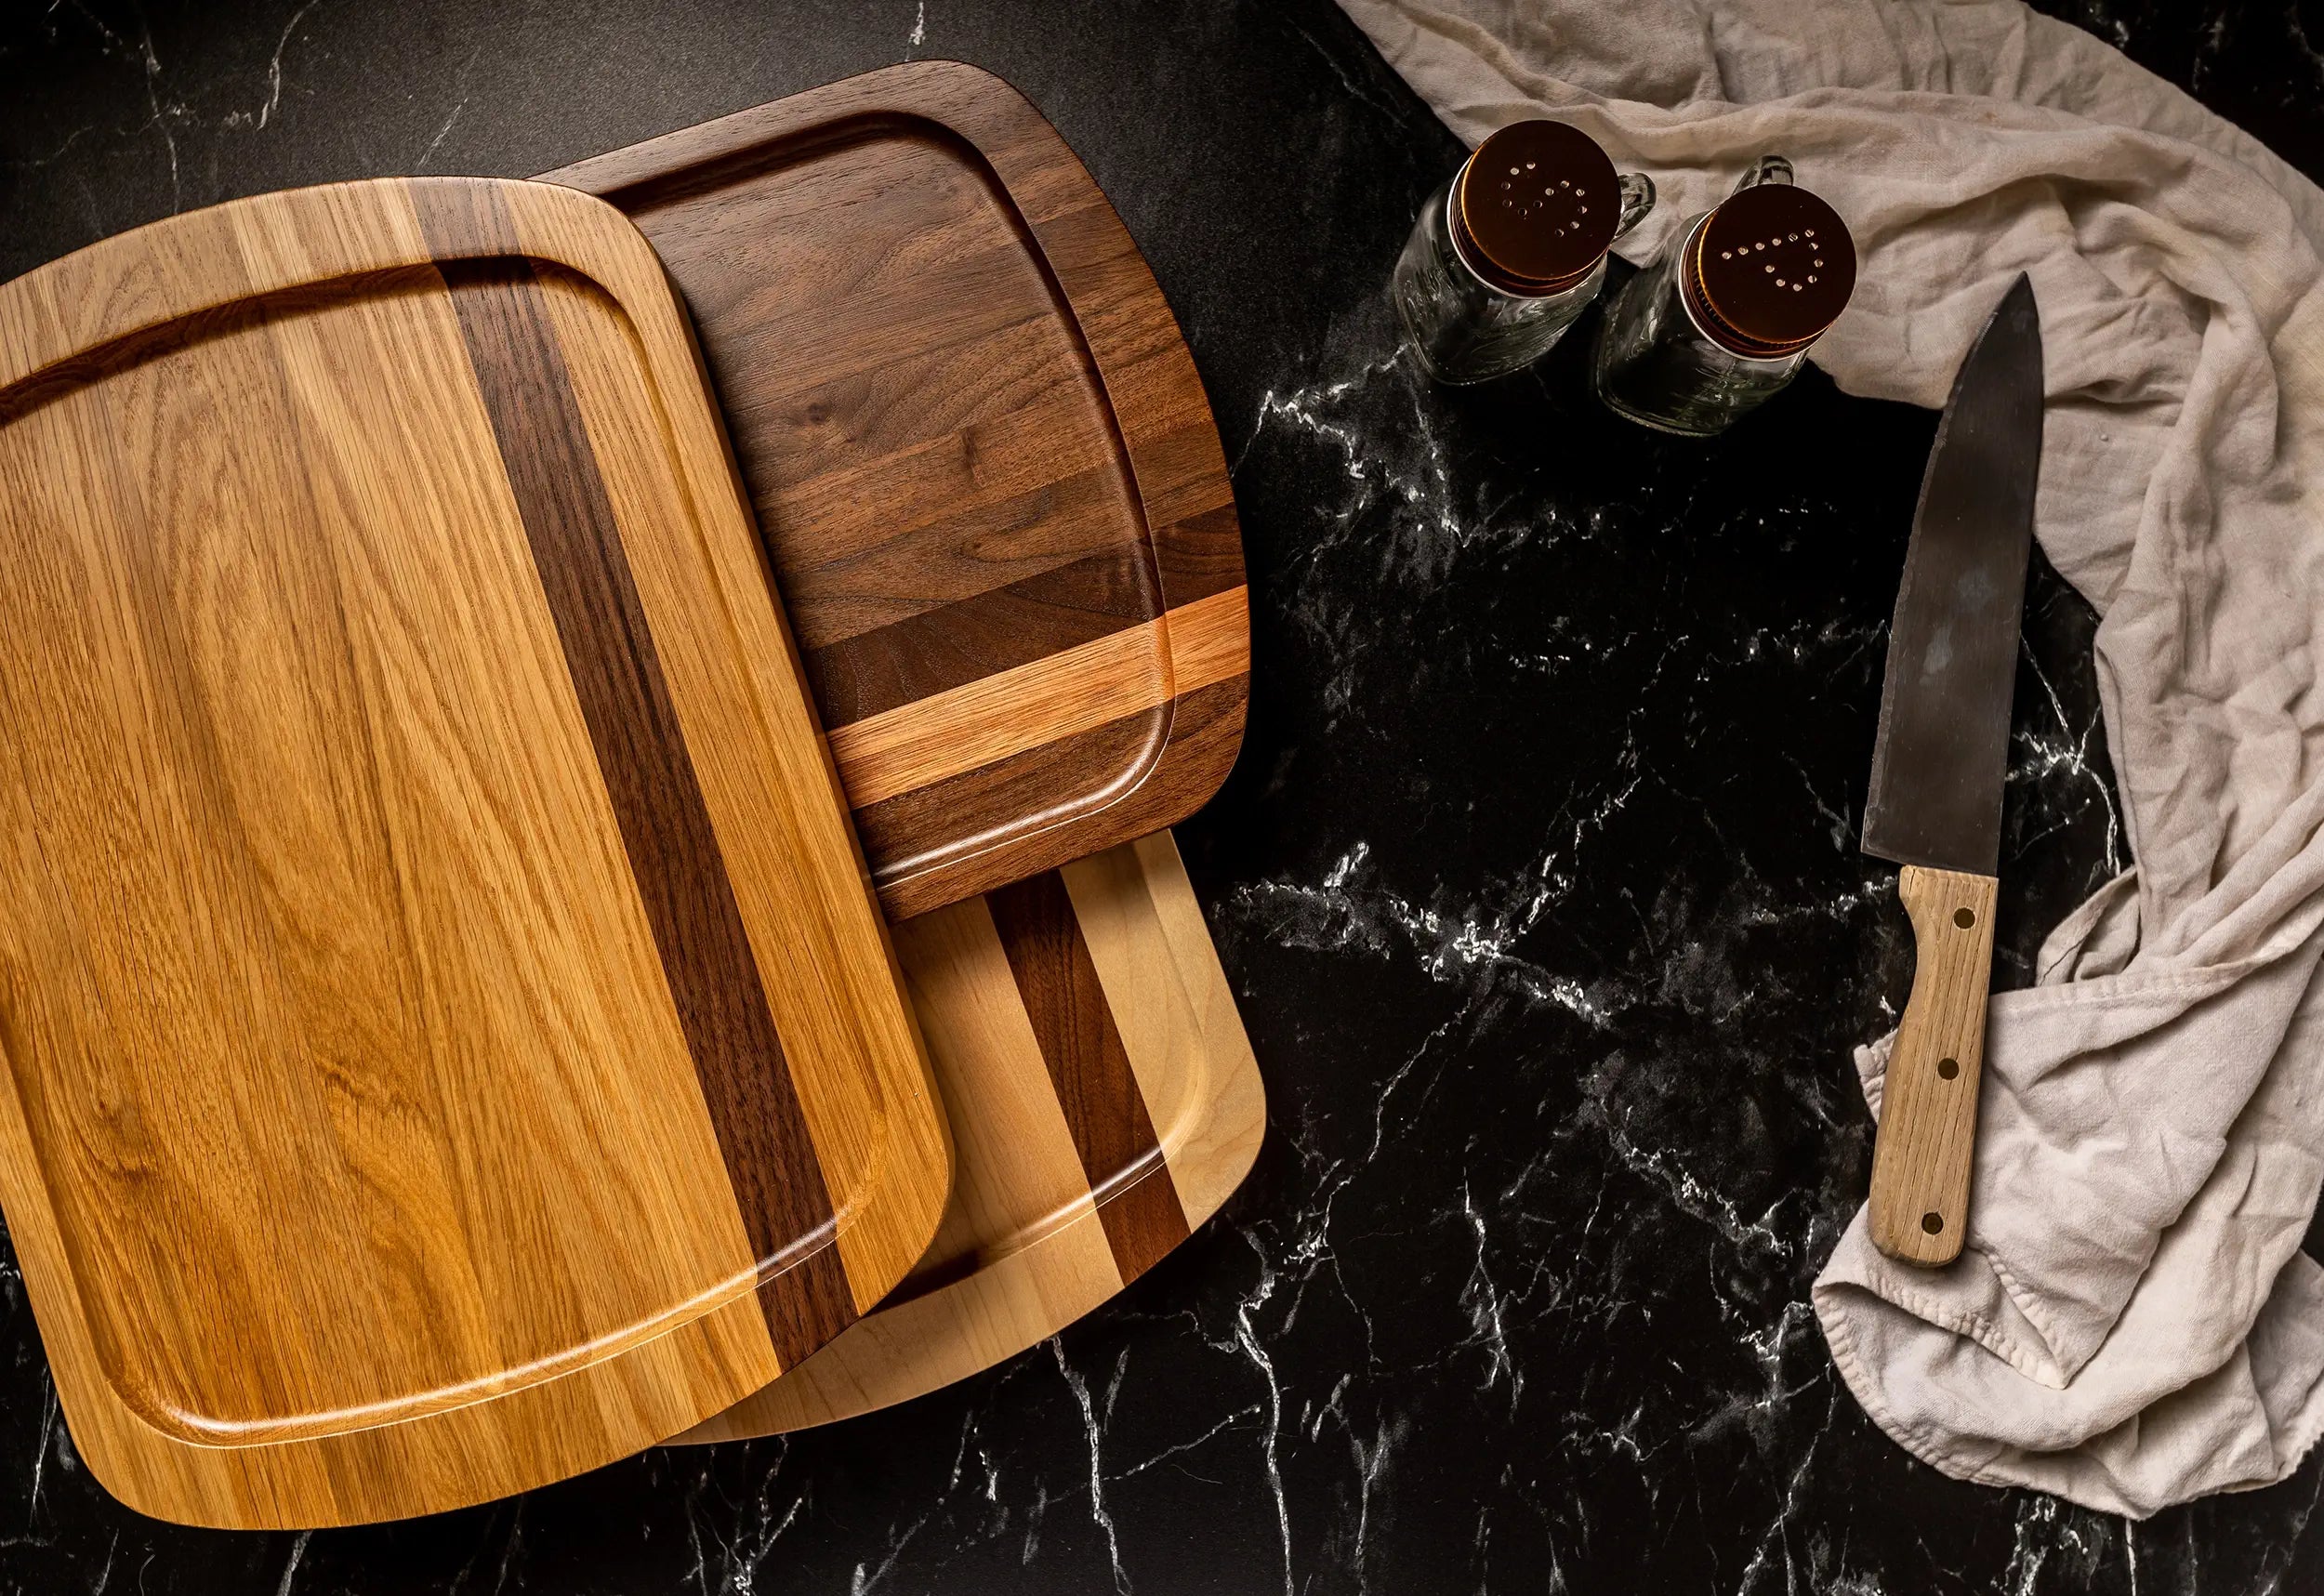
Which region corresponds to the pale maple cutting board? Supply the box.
[684,832,1263,1437]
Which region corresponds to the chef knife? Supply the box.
[1860,273,2043,1266]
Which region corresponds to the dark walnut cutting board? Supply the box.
[0,176,948,1528]
[541,58,1249,920]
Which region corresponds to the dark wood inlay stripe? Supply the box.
[415,182,854,1365]
[772,456,1139,653]
[804,546,1158,727]
[986,871,1189,1284]
[1151,502,1246,600]
[799,491,1248,732]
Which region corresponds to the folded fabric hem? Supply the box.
[1816,1284,2011,1494]
[2260,1258,2324,1497]
[1854,1042,2170,1390]
[1985,1245,2079,1388]
[1983,956,2251,1018]
[2246,1391,2324,1506]
[1845,1241,2066,1389]
[1816,1278,2324,1517]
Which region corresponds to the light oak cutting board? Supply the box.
[0,176,948,1527]
[682,831,1263,1438]
[541,59,1250,920]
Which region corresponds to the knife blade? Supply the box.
[1860,273,2043,1266]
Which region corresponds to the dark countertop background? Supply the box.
[3,2,2319,1591]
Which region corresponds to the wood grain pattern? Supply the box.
[535,69,1256,1443]
[681,832,1263,1440]
[539,60,1249,919]
[1064,836,1267,1228]
[988,870,1191,1282]
[1868,864,1999,1266]
[827,587,1248,809]
[851,676,1248,895]
[0,176,947,1527]
[419,198,857,1365]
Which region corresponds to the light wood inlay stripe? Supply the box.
[826,586,1248,809]
[418,185,855,1365]
[1064,837,1268,1227]
[874,897,1113,1312]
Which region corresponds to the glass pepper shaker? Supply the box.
[1392,120,1656,386]
[1591,157,1857,435]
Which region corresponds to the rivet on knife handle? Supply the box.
[1868,864,1998,1264]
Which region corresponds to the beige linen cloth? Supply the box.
[1339,0,2324,1516]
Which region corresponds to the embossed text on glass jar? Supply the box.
[1591,157,1857,434]
[1393,120,1654,386]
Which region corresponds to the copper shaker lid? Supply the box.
[1452,120,1621,297]
[1685,182,1856,359]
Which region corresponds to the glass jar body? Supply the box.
[1392,178,1606,386]
[1591,211,1811,436]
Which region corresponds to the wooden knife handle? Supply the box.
[1868,864,2000,1265]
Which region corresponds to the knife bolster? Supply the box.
[1867,864,1999,1266]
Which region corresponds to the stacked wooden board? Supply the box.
[0,61,1260,1527]
[541,61,1261,1442]
[0,175,951,1527]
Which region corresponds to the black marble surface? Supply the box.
[1,1,2317,1591]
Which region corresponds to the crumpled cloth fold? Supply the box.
[1338,0,2324,1515]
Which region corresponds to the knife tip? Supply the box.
[2000,270,2039,325]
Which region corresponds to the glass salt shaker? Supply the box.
[1591,157,1857,435]
[1392,120,1656,385]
